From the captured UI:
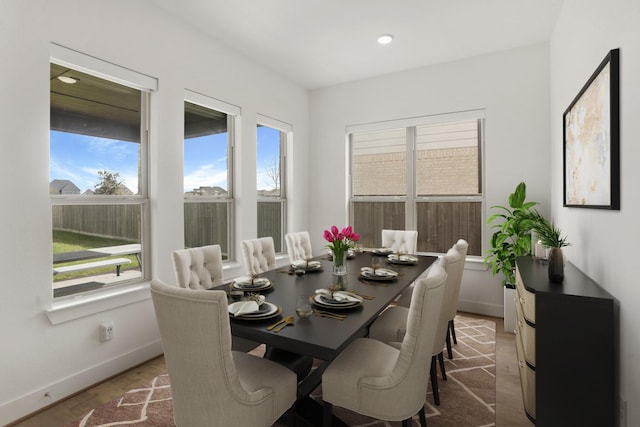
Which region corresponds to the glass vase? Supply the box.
[332,250,347,275]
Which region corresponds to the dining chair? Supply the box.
[150,280,297,427]
[285,231,313,262]
[321,263,447,427]
[445,238,469,359]
[171,244,259,352]
[369,247,463,406]
[241,236,277,275]
[381,229,418,254]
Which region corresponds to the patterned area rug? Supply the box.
[62,315,495,427]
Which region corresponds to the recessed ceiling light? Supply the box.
[57,76,78,84]
[377,34,394,45]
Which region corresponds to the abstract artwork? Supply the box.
[563,49,619,209]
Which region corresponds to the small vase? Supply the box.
[332,250,348,275]
[548,247,564,283]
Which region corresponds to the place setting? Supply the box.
[227,293,282,321]
[290,259,323,275]
[387,253,419,265]
[360,256,399,282]
[311,288,364,310]
[230,274,274,292]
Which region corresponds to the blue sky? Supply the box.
[50,126,280,193]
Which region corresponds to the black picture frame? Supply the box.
[563,48,620,209]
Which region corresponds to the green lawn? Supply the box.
[53,230,140,282]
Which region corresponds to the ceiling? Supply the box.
[149,0,564,90]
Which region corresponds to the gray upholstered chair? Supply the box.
[150,280,297,427]
[369,247,463,406]
[381,229,418,254]
[285,231,313,262]
[321,263,447,427]
[171,244,224,290]
[242,237,277,275]
[171,244,258,352]
[445,238,469,359]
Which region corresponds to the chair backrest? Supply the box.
[454,238,469,259]
[150,280,261,426]
[241,237,277,275]
[386,264,447,412]
[171,244,224,290]
[446,240,468,321]
[285,231,313,262]
[432,247,463,355]
[381,229,418,254]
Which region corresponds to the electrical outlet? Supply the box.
[99,321,114,342]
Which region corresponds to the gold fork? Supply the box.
[267,315,293,331]
[313,309,347,320]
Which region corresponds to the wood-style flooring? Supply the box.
[9,312,533,427]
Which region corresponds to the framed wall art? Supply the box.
[563,48,620,209]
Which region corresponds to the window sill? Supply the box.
[46,282,151,325]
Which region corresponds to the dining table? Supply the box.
[218,251,437,424]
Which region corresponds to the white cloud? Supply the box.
[183,164,227,192]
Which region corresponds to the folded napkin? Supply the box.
[292,260,321,268]
[228,300,260,316]
[235,276,269,286]
[388,254,418,262]
[315,288,360,302]
[360,267,395,277]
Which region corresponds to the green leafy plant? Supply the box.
[485,182,538,287]
[526,210,570,248]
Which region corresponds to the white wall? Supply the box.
[550,1,640,425]
[309,43,552,318]
[0,0,309,423]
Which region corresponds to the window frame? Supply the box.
[49,44,156,301]
[183,90,239,260]
[348,110,485,256]
[256,114,290,253]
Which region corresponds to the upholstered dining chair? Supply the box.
[285,231,313,262]
[445,238,469,359]
[171,244,224,290]
[381,229,418,254]
[369,247,463,406]
[321,264,447,427]
[150,280,297,427]
[171,245,259,353]
[241,237,277,275]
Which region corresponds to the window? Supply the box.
[350,112,484,256]
[183,92,238,258]
[256,116,289,253]
[50,46,155,298]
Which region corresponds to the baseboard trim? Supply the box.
[1,340,163,426]
[457,298,504,318]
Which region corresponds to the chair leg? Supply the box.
[402,418,411,427]
[287,405,297,427]
[450,319,457,343]
[323,401,333,427]
[430,355,440,406]
[445,327,452,359]
[438,351,447,381]
[418,403,427,427]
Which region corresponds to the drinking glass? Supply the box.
[296,295,313,318]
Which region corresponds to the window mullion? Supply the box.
[406,126,416,230]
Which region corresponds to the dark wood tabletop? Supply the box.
[225,252,437,361]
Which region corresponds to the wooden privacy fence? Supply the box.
[52,205,140,241]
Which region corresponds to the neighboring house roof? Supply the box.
[185,186,228,196]
[50,179,81,195]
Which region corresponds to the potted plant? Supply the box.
[485,182,538,332]
[527,210,571,282]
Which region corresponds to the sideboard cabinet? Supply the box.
[514,256,614,426]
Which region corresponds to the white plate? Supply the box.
[312,293,363,309]
[360,267,398,281]
[387,254,418,264]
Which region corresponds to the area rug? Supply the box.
[62,315,495,427]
